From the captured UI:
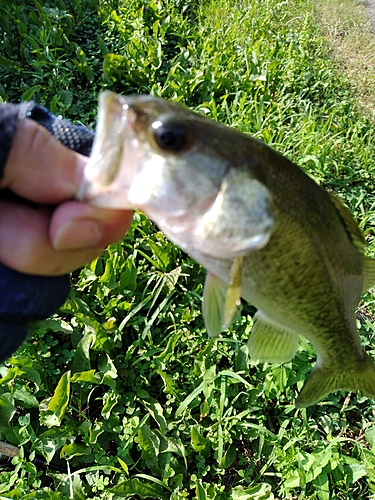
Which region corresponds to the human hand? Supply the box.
[0,118,132,276]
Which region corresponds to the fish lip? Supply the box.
[77,93,144,208]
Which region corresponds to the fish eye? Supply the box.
[151,115,192,152]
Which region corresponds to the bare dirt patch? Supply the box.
[314,0,375,120]
[365,0,375,29]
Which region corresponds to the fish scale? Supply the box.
[78,91,375,407]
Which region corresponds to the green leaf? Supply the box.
[148,240,171,272]
[235,344,249,372]
[101,390,119,419]
[59,89,73,107]
[219,443,237,469]
[219,370,253,388]
[31,427,71,463]
[90,422,105,444]
[138,424,160,470]
[83,64,94,83]
[154,332,183,365]
[200,400,210,419]
[20,492,64,500]
[71,332,95,374]
[312,473,330,500]
[0,55,21,70]
[175,380,208,417]
[60,442,91,459]
[345,461,367,483]
[40,371,71,428]
[100,256,118,289]
[283,473,300,489]
[98,35,109,56]
[156,369,179,397]
[120,255,137,292]
[365,424,375,448]
[142,399,168,433]
[103,317,117,331]
[134,474,172,491]
[30,318,73,334]
[110,478,168,499]
[117,457,129,474]
[191,425,211,457]
[75,46,94,82]
[0,394,16,430]
[12,387,39,408]
[70,370,101,384]
[230,483,273,499]
[103,53,129,83]
[98,353,118,381]
[21,85,42,101]
[195,477,218,499]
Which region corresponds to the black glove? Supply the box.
[0,103,94,362]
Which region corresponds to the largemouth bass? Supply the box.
[78,91,375,407]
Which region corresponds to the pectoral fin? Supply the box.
[203,273,227,338]
[248,311,299,363]
[202,259,243,338]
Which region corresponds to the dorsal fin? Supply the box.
[362,256,375,293]
[328,193,365,254]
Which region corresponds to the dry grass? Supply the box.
[313,0,375,120]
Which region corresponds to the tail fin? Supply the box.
[295,352,375,408]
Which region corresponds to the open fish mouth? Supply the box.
[77,91,275,260]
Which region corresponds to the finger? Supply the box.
[0,119,86,204]
[0,199,132,275]
[50,201,133,251]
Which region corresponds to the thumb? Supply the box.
[1,118,86,204]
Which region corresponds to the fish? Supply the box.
[77,90,375,407]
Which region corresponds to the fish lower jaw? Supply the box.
[159,221,260,260]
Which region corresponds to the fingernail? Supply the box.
[53,218,102,250]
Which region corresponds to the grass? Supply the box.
[1,0,375,498]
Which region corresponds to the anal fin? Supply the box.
[223,257,243,328]
[248,311,299,363]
